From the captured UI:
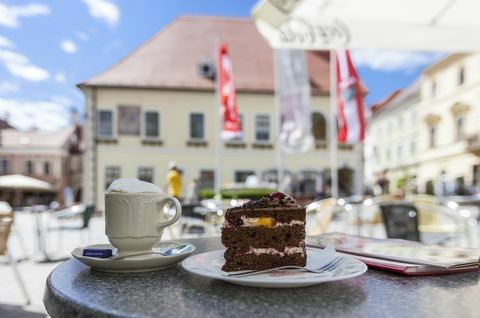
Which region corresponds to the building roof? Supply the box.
[0,126,77,149]
[79,16,330,94]
[370,80,420,117]
[370,89,403,114]
[0,119,13,130]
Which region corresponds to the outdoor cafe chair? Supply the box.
[338,196,387,236]
[306,198,336,235]
[49,204,95,253]
[379,202,464,245]
[408,195,468,245]
[0,211,31,304]
[379,203,421,242]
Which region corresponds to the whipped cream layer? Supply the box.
[246,246,305,257]
[106,178,163,194]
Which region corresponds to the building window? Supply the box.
[0,158,9,174]
[118,105,140,136]
[397,144,403,161]
[397,114,403,129]
[199,169,214,189]
[387,120,393,135]
[429,125,437,148]
[255,114,270,142]
[144,111,160,139]
[25,160,34,175]
[190,113,204,139]
[386,149,391,162]
[311,112,327,143]
[138,167,154,183]
[459,66,465,85]
[373,146,380,163]
[105,166,121,189]
[97,110,113,138]
[237,113,244,140]
[235,170,255,183]
[44,161,51,175]
[431,80,436,98]
[410,140,416,155]
[411,110,417,123]
[455,116,465,141]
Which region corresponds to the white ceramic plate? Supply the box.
[181,248,367,288]
[72,243,195,273]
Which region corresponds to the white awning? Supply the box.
[0,174,53,191]
[252,0,480,51]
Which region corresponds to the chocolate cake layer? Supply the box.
[222,225,305,250]
[224,208,305,226]
[224,245,305,261]
[222,252,306,272]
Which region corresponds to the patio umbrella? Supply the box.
[252,0,480,198]
[0,174,53,191]
[252,0,480,51]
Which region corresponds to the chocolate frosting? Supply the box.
[228,192,302,212]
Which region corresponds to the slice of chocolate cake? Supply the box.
[221,192,306,272]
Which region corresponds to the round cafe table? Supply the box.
[44,237,480,318]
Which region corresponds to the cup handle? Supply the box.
[155,197,182,233]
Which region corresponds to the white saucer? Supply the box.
[181,248,367,288]
[72,242,195,273]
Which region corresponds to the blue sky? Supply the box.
[0,0,443,131]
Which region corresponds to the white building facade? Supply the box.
[364,82,420,194]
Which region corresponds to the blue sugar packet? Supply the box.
[83,248,113,258]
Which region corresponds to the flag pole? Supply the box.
[214,36,222,198]
[329,50,339,199]
[273,49,284,192]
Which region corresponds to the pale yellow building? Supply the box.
[365,81,420,194]
[417,53,480,194]
[79,16,357,208]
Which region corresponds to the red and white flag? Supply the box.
[218,43,242,140]
[335,49,367,144]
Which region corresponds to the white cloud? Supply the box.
[351,50,445,73]
[0,36,15,49]
[76,31,89,41]
[0,49,49,81]
[51,95,73,106]
[60,39,77,54]
[0,98,70,131]
[54,71,67,83]
[0,81,19,94]
[0,2,50,28]
[82,0,120,26]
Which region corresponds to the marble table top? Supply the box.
[44,237,480,318]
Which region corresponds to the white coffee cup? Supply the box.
[104,193,182,255]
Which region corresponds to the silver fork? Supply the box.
[223,255,344,277]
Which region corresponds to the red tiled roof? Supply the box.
[80,16,330,94]
[370,89,403,114]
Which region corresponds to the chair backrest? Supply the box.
[306,198,336,235]
[376,194,399,203]
[82,205,95,229]
[380,203,420,242]
[0,211,14,255]
[408,194,440,226]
